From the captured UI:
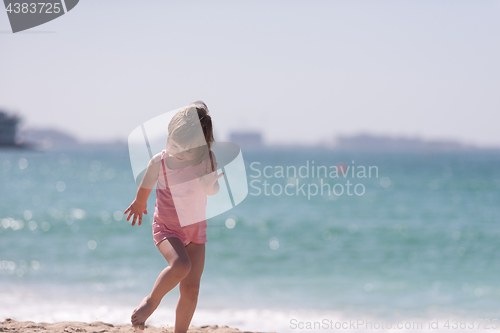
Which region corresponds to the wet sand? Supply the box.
[0,318,275,333]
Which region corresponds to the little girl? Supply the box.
[123,101,224,332]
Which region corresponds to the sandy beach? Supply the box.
[0,319,275,333]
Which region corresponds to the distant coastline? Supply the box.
[262,134,499,152]
[14,128,127,150]
[6,127,499,152]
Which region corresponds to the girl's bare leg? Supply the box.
[131,237,191,330]
[174,242,205,333]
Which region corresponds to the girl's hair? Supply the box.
[167,100,215,166]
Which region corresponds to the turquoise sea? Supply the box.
[1,146,500,332]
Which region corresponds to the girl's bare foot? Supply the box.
[131,296,159,330]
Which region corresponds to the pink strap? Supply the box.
[161,150,214,182]
[160,152,168,185]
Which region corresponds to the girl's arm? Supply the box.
[124,153,161,226]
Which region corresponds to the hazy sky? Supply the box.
[1,0,499,147]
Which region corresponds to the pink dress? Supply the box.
[152,149,215,247]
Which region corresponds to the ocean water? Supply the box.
[1,146,500,332]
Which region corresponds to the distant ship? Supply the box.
[0,110,20,147]
[229,131,263,148]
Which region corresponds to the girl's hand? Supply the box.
[195,159,224,193]
[124,200,148,226]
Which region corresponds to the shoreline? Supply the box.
[0,318,275,333]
